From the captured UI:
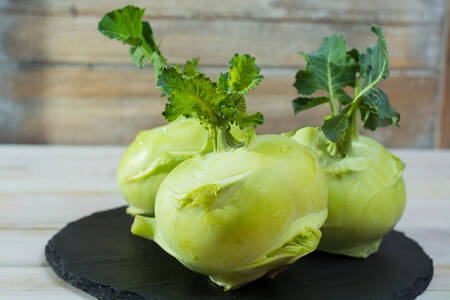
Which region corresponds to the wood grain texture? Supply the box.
[0,229,56,266]
[0,146,448,299]
[0,0,445,23]
[420,291,450,300]
[0,145,124,228]
[438,0,450,148]
[0,267,94,299]
[0,67,438,147]
[0,0,447,147]
[0,14,443,69]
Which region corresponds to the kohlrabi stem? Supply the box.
[223,129,244,149]
[210,127,218,152]
[328,87,338,116]
[347,75,360,112]
[343,109,359,155]
[342,76,361,156]
[212,126,244,152]
[350,76,361,139]
[326,57,339,115]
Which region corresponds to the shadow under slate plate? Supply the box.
[45,207,433,300]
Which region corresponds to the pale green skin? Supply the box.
[290,127,406,258]
[117,117,249,216]
[131,134,328,290]
[117,118,212,215]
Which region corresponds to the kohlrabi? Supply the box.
[287,25,406,258]
[116,117,212,215]
[123,35,328,288]
[133,134,328,290]
[99,6,245,215]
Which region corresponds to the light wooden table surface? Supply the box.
[0,145,449,299]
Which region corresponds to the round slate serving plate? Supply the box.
[45,207,433,300]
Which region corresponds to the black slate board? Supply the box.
[45,207,433,300]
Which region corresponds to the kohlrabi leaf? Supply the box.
[360,88,400,130]
[158,61,264,130]
[183,57,200,77]
[360,107,396,131]
[297,34,356,96]
[221,94,263,128]
[98,5,166,73]
[99,7,262,150]
[158,67,223,124]
[218,54,263,95]
[335,89,352,105]
[293,70,321,95]
[322,107,351,143]
[237,113,264,127]
[363,88,399,124]
[292,25,400,156]
[225,110,264,128]
[217,73,228,93]
[355,25,399,130]
[346,48,360,70]
[292,97,329,114]
[359,25,389,91]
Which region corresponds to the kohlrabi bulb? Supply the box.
[131,134,328,290]
[117,117,248,215]
[117,117,212,215]
[290,127,406,258]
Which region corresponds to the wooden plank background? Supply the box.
[439,0,450,148]
[0,0,448,147]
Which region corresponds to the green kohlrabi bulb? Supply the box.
[117,117,248,216]
[290,127,406,258]
[131,134,328,290]
[117,117,212,215]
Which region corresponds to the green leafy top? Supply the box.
[98,6,263,151]
[158,55,264,150]
[98,5,166,74]
[292,25,400,156]
[294,34,356,114]
[183,57,200,77]
[218,54,264,95]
